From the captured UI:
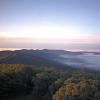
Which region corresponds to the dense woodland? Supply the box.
[0,50,100,100]
[0,64,100,100]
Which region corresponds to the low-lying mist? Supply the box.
[55,52,100,70]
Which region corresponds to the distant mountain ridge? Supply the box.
[0,49,70,68]
[0,49,100,70]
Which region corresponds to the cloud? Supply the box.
[0,23,90,39]
[0,35,100,48]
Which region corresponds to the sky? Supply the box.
[0,0,100,50]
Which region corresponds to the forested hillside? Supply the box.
[0,64,100,100]
[0,50,100,100]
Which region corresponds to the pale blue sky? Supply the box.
[0,0,100,50]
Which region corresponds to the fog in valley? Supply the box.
[55,52,100,70]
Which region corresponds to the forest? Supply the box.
[0,64,100,100]
[0,50,100,100]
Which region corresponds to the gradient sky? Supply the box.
[0,0,100,50]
